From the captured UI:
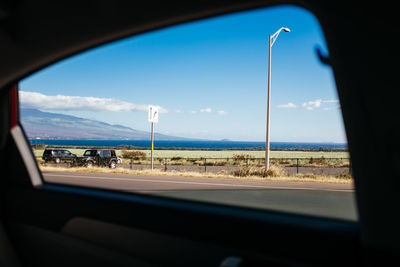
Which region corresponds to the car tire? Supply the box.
[110,161,116,169]
[55,158,61,164]
[87,160,94,168]
[70,159,76,167]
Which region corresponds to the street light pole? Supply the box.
[265,27,290,170]
[266,35,272,170]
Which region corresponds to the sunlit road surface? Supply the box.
[43,171,357,221]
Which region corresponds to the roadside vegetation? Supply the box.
[39,165,353,184]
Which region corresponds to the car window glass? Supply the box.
[21,5,356,221]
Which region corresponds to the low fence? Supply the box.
[125,157,351,176]
[37,154,351,176]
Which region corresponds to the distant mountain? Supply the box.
[20,108,189,140]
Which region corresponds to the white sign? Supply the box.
[148,105,159,123]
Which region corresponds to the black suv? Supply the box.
[76,149,119,168]
[42,149,77,164]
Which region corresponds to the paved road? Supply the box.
[43,171,357,221]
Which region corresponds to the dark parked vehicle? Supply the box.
[76,149,119,168]
[42,149,77,164]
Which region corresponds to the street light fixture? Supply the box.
[266,27,290,170]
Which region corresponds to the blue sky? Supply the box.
[19,5,346,143]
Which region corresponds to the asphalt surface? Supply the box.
[42,171,357,221]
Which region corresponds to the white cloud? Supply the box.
[302,99,323,110]
[200,108,212,113]
[277,102,297,108]
[19,91,168,113]
[323,99,339,103]
[301,99,340,110]
[217,110,227,115]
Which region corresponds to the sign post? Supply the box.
[148,106,159,170]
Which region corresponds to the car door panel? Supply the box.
[4,176,359,266]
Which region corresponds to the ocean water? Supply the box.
[29,139,347,150]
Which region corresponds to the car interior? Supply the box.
[0,1,398,266]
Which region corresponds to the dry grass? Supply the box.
[39,165,353,184]
[232,165,286,178]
